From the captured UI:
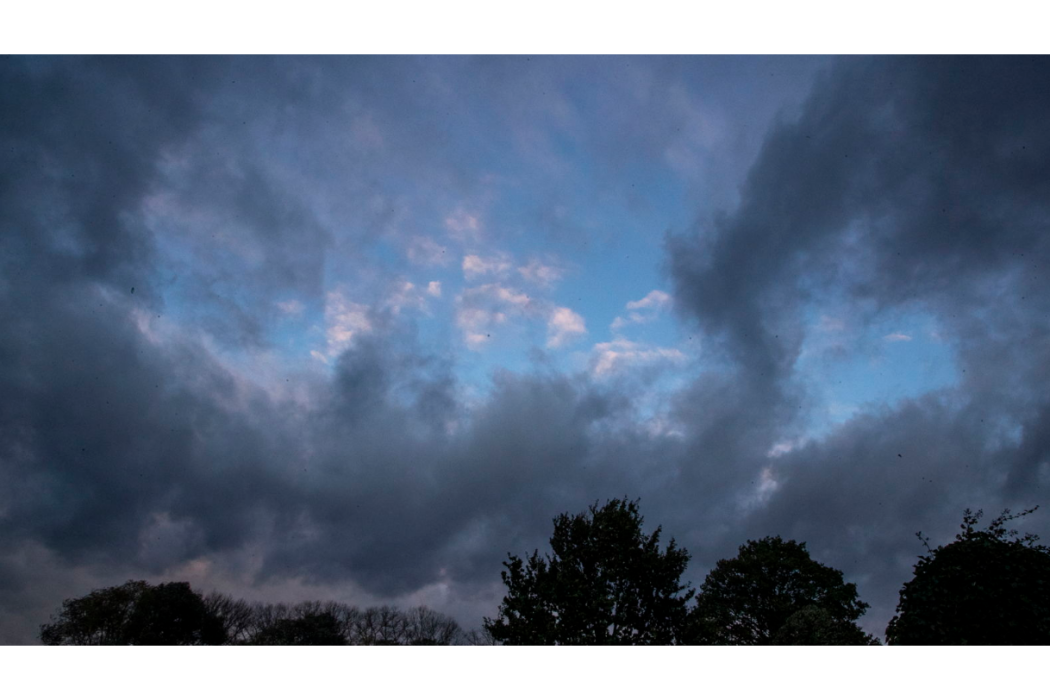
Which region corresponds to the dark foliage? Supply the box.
[886,507,1050,645]
[42,583,464,645]
[40,580,226,645]
[772,605,880,645]
[250,611,347,646]
[693,536,871,645]
[483,498,694,645]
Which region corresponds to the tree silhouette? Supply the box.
[886,507,1050,645]
[772,605,880,645]
[250,611,347,645]
[483,498,694,645]
[41,580,225,645]
[693,536,872,645]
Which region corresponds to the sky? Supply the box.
[2,55,1050,644]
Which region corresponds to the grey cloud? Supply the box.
[670,57,1050,376]
[667,56,1050,635]
[5,56,1050,645]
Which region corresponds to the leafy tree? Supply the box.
[772,605,880,645]
[886,507,1050,645]
[40,580,149,645]
[249,611,347,645]
[693,536,871,645]
[41,580,226,645]
[483,498,694,645]
[123,582,227,645]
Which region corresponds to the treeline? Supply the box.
[206,596,473,645]
[480,499,1050,645]
[39,500,1050,645]
[40,580,481,645]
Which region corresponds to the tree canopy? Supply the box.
[693,536,874,645]
[772,605,880,645]
[41,580,226,645]
[249,611,347,645]
[886,507,1050,645]
[483,498,694,645]
[43,586,467,645]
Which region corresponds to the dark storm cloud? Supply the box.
[255,341,667,596]
[0,56,669,641]
[0,53,682,640]
[667,56,1050,632]
[5,55,1050,644]
[0,57,213,288]
[0,56,303,636]
[670,57,1050,374]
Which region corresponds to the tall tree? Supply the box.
[484,498,694,645]
[41,580,225,645]
[693,536,872,645]
[40,580,149,645]
[886,507,1050,645]
[772,605,880,645]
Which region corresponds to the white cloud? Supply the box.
[518,258,564,288]
[767,438,807,458]
[455,283,581,350]
[546,307,587,348]
[739,466,780,513]
[455,284,535,349]
[884,332,912,342]
[382,280,428,316]
[319,290,373,359]
[491,285,531,308]
[458,283,533,311]
[625,290,671,310]
[444,208,482,240]
[611,290,672,332]
[455,306,504,349]
[589,339,685,377]
[462,253,512,280]
[426,281,442,298]
[610,312,645,331]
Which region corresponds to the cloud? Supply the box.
[454,283,536,348]
[382,280,429,316]
[3,56,1050,646]
[883,332,912,342]
[427,281,442,297]
[1,56,673,643]
[546,307,587,348]
[455,283,585,350]
[462,253,512,280]
[611,290,671,332]
[626,290,672,311]
[589,339,686,377]
[464,252,567,291]
[518,258,565,288]
[320,290,374,358]
[666,56,1050,634]
[444,209,482,240]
